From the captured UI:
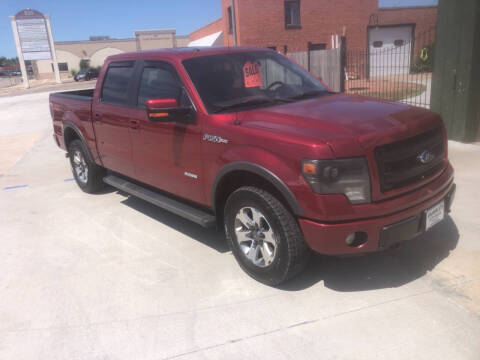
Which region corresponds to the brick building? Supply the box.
[35,29,189,79]
[190,0,437,53]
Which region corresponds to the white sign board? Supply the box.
[15,10,52,60]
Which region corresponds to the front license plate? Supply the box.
[425,201,445,231]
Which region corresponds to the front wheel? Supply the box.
[68,139,105,193]
[224,186,310,286]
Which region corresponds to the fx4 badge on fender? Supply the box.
[203,134,229,144]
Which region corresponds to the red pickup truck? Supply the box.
[50,47,455,285]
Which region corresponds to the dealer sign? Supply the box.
[14,9,52,61]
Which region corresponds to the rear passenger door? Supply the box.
[93,61,136,178]
[129,60,205,205]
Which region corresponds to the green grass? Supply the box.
[350,84,427,102]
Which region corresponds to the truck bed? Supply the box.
[50,89,96,153]
[50,89,94,101]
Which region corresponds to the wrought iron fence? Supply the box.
[345,27,436,108]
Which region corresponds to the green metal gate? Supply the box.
[431,0,480,142]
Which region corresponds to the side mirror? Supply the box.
[146,98,179,122]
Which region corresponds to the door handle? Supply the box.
[129,120,139,129]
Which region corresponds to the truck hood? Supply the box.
[238,95,441,157]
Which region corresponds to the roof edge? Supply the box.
[378,5,438,11]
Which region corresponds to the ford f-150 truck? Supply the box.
[50,47,455,285]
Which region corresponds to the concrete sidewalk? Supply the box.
[402,74,432,109]
[0,91,479,360]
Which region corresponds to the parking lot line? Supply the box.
[2,184,28,190]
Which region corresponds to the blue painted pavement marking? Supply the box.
[3,184,28,191]
[64,178,75,182]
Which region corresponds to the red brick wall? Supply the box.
[189,18,224,42]
[231,0,437,53]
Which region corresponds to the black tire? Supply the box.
[224,186,310,286]
[68,139,105,193]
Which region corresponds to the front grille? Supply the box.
[375,127,445,192]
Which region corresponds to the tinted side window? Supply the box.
[137,66,182,108]
[101,62,134,105]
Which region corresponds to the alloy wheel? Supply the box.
[234,207,277,267]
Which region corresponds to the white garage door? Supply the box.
[369,26,413,77]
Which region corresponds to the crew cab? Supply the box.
[50,47,455,285]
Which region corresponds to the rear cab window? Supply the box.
[101,61,135,105]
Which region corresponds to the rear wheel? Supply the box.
[68,139,105,193]
[224,186,310,286]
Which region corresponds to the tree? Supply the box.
[0,57,19,67]
[79,59,90,70]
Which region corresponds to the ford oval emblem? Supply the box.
[417,150,435,164]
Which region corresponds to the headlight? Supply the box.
[301,158,371,204]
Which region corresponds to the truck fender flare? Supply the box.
[211,161,304,217]
[63,122,95,163]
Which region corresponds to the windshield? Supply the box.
[182,51,330,113]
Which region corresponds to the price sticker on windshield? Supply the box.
[243,61,262,88]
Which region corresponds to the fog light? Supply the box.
[345,233,356,246]
[345,232,368,247]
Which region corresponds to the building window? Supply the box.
[309,43,327,51]
[285,1,301,29]
[228,6,233,34]
[51,62,69,72]
[58,63,68,72]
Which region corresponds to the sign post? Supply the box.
[45,15,61,83]
[9,9,61,88]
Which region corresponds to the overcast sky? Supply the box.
[1,0,439,59]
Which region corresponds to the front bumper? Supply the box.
[299,181,456,255]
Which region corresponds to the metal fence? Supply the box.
[345,27,436,108]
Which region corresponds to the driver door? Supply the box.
[128,60,205,205]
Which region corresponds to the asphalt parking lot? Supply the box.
[1,89,480,360]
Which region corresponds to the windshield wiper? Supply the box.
[213,98,281,113]
[288,90,333,101]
